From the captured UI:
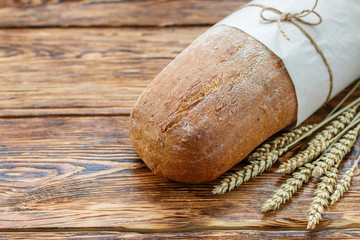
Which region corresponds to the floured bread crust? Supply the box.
[130,24,298,183]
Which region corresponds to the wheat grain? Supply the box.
[308,112,355,146]
[276,140,330,174]
[312,125,360,176]
[307,167,338,230]
[307,120,360,229]
[248,125,315,161]
[212,171,245,195]
[262,162,315,212]
[329,168,354,205]
[330,155,360,205]
[263,108,360,212]
[277,104,359,174]
[212,147,288,195]
[212,94,360,196]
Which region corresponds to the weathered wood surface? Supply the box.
[0,27,356,118]
[1,114,360,233]
[1,229,360,239]
[1,0,360,238]
[0,0,247,27]
[0,27,203,117]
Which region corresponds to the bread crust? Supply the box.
[130,25,298,183]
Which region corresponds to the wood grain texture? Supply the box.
[1,229,360,239]
[0,0,248,27]
[1,0,359,237]
[0,27,357,118]
[0,27,204,117]
[1,114,360,231]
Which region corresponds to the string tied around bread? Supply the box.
[244,0,333,103]
[256,1,322,41]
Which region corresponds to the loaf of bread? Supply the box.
[130,24,298,183]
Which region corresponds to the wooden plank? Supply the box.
[1,115,360,231]
[1,229,360,239]
[0,27,204,117]
[0,27,359,118]
[0,0,248,27]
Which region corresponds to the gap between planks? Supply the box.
[1,225,360,233]
[0,24,214,30]
[0,0,248,28]
[0,112,130,119]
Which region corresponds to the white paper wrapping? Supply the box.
[218,0,360,124]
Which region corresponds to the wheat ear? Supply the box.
[262,120,360,212]
[277,104,359,174]
[330,154,360,205]
[247,125,315,161]
[312,126,360,176]
[307,120,360,229]
[307,167,338,230]
[261,162,315,212]
[308,108,357,146]
[213,97,360,195]
[212,147,289,195]
[276,140,331,174]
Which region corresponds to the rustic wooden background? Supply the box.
[1,0,360,239]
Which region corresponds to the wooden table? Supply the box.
[1,1,360,239]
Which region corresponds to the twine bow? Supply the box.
[256,0,322,41]
[244,0,333,103]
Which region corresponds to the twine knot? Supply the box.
[282,13,293,21]
[258,2,322,41]
[244,0,333,103]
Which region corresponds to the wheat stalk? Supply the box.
[312,126,360,176]
[307,120,360,229]
[326,80,360,118]
[263,117,360,212]
[330,154,360,205]
[276,140,331,174]
[212,147,289,194]
[308,110,357,146]
[277,104,359,174]
[212,81,360,229]
[248,124,315,161]
[262,162,315,212]
[212,96,360,196]
[214,125,314,195]
[307,167,338,230]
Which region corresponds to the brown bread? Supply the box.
[130,24,298,183]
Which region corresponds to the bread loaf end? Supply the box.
[130,25,297,183]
